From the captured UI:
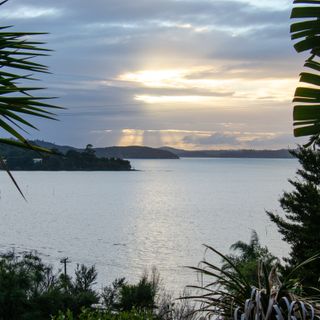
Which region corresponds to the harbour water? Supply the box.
[0,158,297,294]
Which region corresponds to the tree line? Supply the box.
[0,144,132,171]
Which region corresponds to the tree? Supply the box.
[0,251,98,319]
[267,144,320,289]
[222,230,278,289]
[101,269,160,313]
[290,1,320,146]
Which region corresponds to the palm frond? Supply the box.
[291,1,320,146]
[0,1,63,196]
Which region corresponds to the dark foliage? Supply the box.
[102,278,126,311]
[102,270,159,313]
[0,2,60,151]
[119,275,157,311]
[0,252,98,320]
[222,230,278,291]
[185,232,280,318]
[0,144,131,171]
[53,308,155,320]
[267,144,320,289]
[290,1,320,145]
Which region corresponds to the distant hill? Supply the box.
[33,141,179,159]
[93,146,179,159]
[161,147,293,158]
[34,140,78,154]
[33,141,293,159]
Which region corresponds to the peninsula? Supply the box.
[0,143,132,171]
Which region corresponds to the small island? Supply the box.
[0,144,132,171]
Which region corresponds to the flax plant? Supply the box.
[186,246,320,319]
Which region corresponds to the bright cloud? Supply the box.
[134,95,215,104]
[114,128,295,150]
[118,69,190,88]
[0,6,61,19]
[117,66,297,105]
[0,0,300,149]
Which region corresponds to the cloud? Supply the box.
[183,132,240,146]
[83,128,297,150]
[246,133,297,148]
[0,6,61,19]
[181,131,299,150]
[1,1,288,25]
[0,0,300,148]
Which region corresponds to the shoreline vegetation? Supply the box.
[0,251,197,320]
[0,140,295,172]
[0,143,132,171]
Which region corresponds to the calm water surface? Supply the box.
[0,158,297,294]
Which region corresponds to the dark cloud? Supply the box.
[1,1,288,26]
[183,132,240,145]
[180,131,300,150]
[246,133,297,149]
[0,0,299,148]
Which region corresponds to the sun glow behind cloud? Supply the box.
[117,66,297,105]
[115,128,293,150]
[118,69,190,88]
[134,95,214,104]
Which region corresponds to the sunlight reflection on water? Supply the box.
[0,158,297,295]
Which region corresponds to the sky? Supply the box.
[0,0,306,150]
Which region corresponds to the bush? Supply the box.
[186,243,320,319]
[102,268,159,312]
[222,230,278,290]
[52,308,154,320]
[0,251,197,319]
[0,252,98,319]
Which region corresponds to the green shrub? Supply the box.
[186,244,320,319]
[102,269,159,312]
[52,308,154,320]
[222,231,278,290]
[119,274,157,311]
[0,252,98,319]
[101,278,126,311]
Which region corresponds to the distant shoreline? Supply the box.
[31,140,294,159]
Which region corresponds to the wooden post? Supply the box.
[60,257,70,277]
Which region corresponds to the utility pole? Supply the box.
[60,257,71,290]
[60,257,70,276]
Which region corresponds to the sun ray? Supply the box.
[118,129,144,146]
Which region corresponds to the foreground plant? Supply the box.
[102,268,159,312]
[291,0,320,145]
[0,0,61,195]
[268,143,320,289]
[0,252,98,320]
[222,231,278,290]
[52,308,155,320]
[233,286,320,320]
[186,244,320,319]
[0,1,60,149]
